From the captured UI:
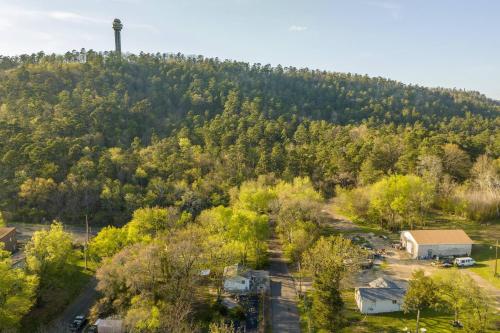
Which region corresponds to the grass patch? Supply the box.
[339,289,499,333]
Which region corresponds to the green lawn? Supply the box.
[298,290,462,333]
[341,289,461,333]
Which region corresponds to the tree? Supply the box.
[0,211,5,227]
[199,206,269,268]
[433,270,472,323]
[0,245,39,331]
[433,270,493,332]
[417,154,443,187]
[369,175,434,230]
[24,222,75,291]
[89,226,129,261]
[442,143,472,181]
[302,236,363,331]
[95,226,203,332]
[403,270,438,333]
[126,206,180,243]
[461,280,493,333]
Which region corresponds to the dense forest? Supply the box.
[0,51,499,228]
[1,51,499,332]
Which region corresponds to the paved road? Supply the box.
[50,277,99,332]
[268,237,301,333]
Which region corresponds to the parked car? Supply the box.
[431,260,453,268]
[454,257,475,267]
[69,315,87,332]
[361,259,373,269]
[391,243,403,250]
[86,325,98,333]
[361,243,373,250]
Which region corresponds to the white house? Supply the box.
[355,287,406,314]
[355,278,405,314]
[223,264,251,293]
[400,229,473,259]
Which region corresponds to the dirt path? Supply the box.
[268,237,301,333]
[462,271,500,310]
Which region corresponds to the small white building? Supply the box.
[355,278,406,314]
[94,319,124,333]
[400,229,473,259]
[223,264,251,293]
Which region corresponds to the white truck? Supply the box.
[454,257,475,267]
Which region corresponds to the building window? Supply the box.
[392,300,397,304]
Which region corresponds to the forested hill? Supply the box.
[0,52,499,226]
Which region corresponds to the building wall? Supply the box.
[355,290,402,314]
[400,232,471,259]
[0,229,16,252]
[416,244,471,258]
[224,276,250,292]
[401,232,418,258]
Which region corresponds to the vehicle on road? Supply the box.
[454,257,475,267]
[69,315,87,332]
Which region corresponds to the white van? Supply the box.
[454,257,475,267]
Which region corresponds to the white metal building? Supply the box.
[400,229,473,259]
[355,278,406,314]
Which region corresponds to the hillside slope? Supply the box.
[0,52,498,225]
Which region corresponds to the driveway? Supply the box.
[268,237,301,333]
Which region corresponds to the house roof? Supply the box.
[405,229,473,245]
[357,288,406,302]
[224,264,250,278]
[0,227,16,239]
[369,277,399,289]
[95,319,123,329]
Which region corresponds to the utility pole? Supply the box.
[84,214,89,270]
[495,239,498,277]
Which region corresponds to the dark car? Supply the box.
[361,259,373,269]
[86,325,98,333]
[69,315,87,332]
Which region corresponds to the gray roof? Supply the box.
[357,288,406,302]
[369,277,399,289]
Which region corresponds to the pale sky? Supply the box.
[1,0,499,100]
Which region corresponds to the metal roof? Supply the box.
[368,277,399,289]
[0,227,16,239]
[404,229,473,245]
[357,287,406,302]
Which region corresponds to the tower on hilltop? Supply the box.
[112,18,123,54]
